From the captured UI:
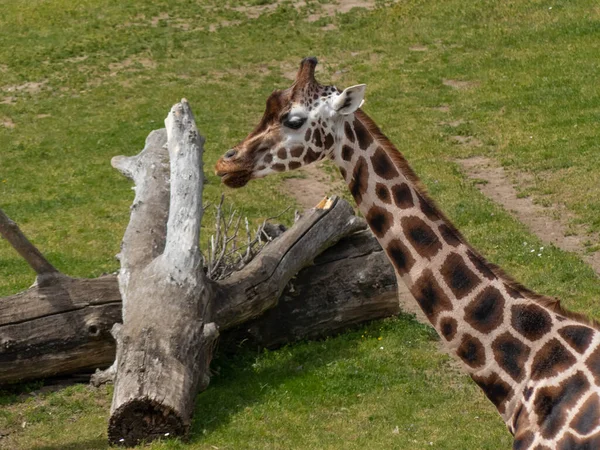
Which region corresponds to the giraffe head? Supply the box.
[215,57,366,187]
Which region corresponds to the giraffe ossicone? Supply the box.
[215,57,600,449]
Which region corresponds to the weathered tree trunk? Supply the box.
[106,100,218,446]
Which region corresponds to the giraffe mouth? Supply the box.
[215,170,252,188]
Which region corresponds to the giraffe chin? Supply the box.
[219,171,252,188]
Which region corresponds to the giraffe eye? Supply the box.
[282,115,306,130]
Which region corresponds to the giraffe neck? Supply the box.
[332,110,600,441]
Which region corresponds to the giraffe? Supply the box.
[215,57,600,449]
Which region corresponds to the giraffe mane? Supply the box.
[354,109,600,331]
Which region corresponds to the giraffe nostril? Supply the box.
[224,149,237,159]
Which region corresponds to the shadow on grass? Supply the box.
[186,313,433,444]
[30,438,109,450]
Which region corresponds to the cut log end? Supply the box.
[108,397,186,447]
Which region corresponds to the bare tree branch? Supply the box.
[0,208,61,286]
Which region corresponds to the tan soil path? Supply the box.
[457,156,600,276]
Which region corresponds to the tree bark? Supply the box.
[106,100,218,446]
[220,229,400,350]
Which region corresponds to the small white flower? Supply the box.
[380,346,384,350]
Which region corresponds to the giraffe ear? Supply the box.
[332,84,366,115]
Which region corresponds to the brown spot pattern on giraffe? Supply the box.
[312,128,323,147]
[467,250,496,281]
[263,153,273,164]
[289,161,302,170]
[290,146,304,158]
[505,283,524,299]
[457,333,486,368]
[375,183,391,204]
[277,147,288,160]
[585,345,600,385]
[371,147,399,180]
[511,304,552,341]
[439,224,461,247]
[492,331,530,382]
[391,183,414,209]
[471,372,513,415]
[464,286,505,333]
[417,193,439,221]
[411,269,453,323]
[342,145,354,162]
[439,317,457,341]
[386,238,415,275]
[440,252,480,299]
[353,117,373,150]
[344,121,355,143]
[272,163,286,172]
[534,371,589,439]
[530,338,576,380]
[304,148,319,164]
[558,325,594,354]
[570,393,600,436]
[366,205,394,238]
[305,128,312,142]
[349,156,369,205]
[401,216,442,258]
[558,432,600,450]
[324,132,334,149]
[512,431,535,450]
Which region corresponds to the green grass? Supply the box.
[1,0,599,448]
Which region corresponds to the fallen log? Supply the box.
[0,232,399,384]
[220,230,400,350]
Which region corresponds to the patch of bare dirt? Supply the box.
[36,114,51,119]
[307,0,378,22]
[457,156,600,275]
[108,57,157,76]
[442,79,478,90]
[209,20,243,32]
[150,12,169,26]
[0,97,16,105]
[1,80,48,94]
[65,55,88,63]
[433,105,450,113]
[283,163,344,210]
[0,64,8,72]
[440,119,464,127]
[409,45,428,52]
[1,117,15,128]
[450,135,482,148]
[232,0,381,24]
